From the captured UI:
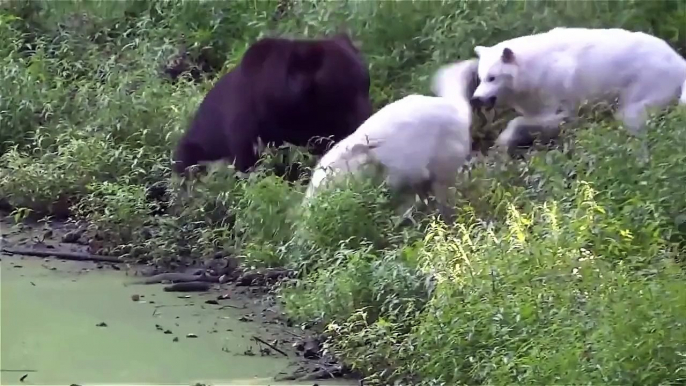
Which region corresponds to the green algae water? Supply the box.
[0,255,354,386]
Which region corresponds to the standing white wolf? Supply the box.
[469,27,686,149]
[303,59,479,223]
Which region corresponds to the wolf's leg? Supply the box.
[394,180,431,227]
[617,76,681,135]
[615,102,654,162]
[394,191,421,227]
[430,180,456,226]
[616,97,675,136]
[494,111,568,149]
[616,102,650,136]
[617,85,677,162]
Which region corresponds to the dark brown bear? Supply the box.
[171,32,373,177]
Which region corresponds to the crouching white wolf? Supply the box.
[469,27,686,149]
[302,59,478,224]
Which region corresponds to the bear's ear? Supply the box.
[332,29,362,52]
[332,31,351,44]
[474,45,487,57]
[501,47,515,64]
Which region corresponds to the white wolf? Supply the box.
[469,27,686,149]
[302,59,478,223]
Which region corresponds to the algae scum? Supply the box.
[0,255,351,385]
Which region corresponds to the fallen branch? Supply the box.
[163,281,213,292]
[297,368,334,381]
[154,304,192,309]
[274,373,300,382]
[237,268,295,286]
[1,247,121,263]
[218,304,242,310]
[282,329,304,339]
[297,361,347,382]
[127,272,219,285]
[252,335,288,357]
[152,304,192,316]
[273,364,342,382]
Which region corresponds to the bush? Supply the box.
[2,0,686,384]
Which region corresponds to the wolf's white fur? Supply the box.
[303,59,477,222]
[471,27,686,148]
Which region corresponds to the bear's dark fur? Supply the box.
[171,32,373,177]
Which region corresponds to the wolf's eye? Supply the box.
[486,76,496,82]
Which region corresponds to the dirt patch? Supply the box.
[0,216,360,385]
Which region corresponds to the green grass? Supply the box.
[2,0,686,384]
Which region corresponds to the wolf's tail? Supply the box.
[431,58,479,126]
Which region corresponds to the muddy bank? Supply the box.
[0,217,359,385]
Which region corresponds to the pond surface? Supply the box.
[0,255,353,386]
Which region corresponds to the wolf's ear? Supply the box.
[501,47,515,63]
[474,45,487,57]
